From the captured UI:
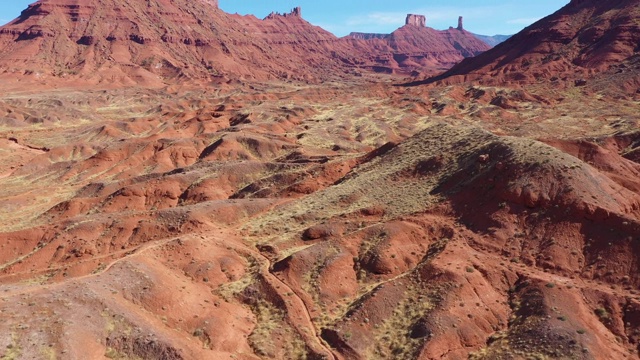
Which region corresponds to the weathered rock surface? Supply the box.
[0,1,358,85]
[406,14,427,28]
[425,0,640,92]
[0,2,490,86]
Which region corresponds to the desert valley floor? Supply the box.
[1,75,640,359]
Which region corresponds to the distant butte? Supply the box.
[266,6,302,19]
[345,14,489,75]
[406,14,426,27]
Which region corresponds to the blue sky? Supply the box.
[0,1,569,36]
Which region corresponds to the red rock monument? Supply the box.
[406,14,426,27]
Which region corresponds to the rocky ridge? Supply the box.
[426,0,640,92]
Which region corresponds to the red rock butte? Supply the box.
[406,14,427,27]
[344,13,490,75]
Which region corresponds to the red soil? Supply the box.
[0,1,639,360]
[422,0,640,94]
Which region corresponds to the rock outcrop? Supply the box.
[0,3,491,85]
[406,14,426,27]
[426,0,640,90]
[266,6,302,19]
[457,16,464,30]
[0,0,356,85]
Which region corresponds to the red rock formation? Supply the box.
[457,16,464,30]
[428,0,640,88]
[265,6,302,19]
[0,0,357,85]
[204,0,218,8]
[345,15,490,74]
[0,2,492,85]
[0,1,490,85]
[406,14,426,27]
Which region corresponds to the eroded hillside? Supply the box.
[1,77,639,359]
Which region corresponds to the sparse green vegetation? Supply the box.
[1,28,639,360]
[595,307,609,320]
[247,298,308,359]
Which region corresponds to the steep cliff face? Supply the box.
[406,14,426,27]
[431,0,640,87]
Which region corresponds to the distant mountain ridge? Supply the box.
[346,32,388,40]
[471,33,512,47]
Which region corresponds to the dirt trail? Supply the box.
[0,226,339,358]
[0,234,185,298]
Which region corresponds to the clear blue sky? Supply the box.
[0,1,569,36]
